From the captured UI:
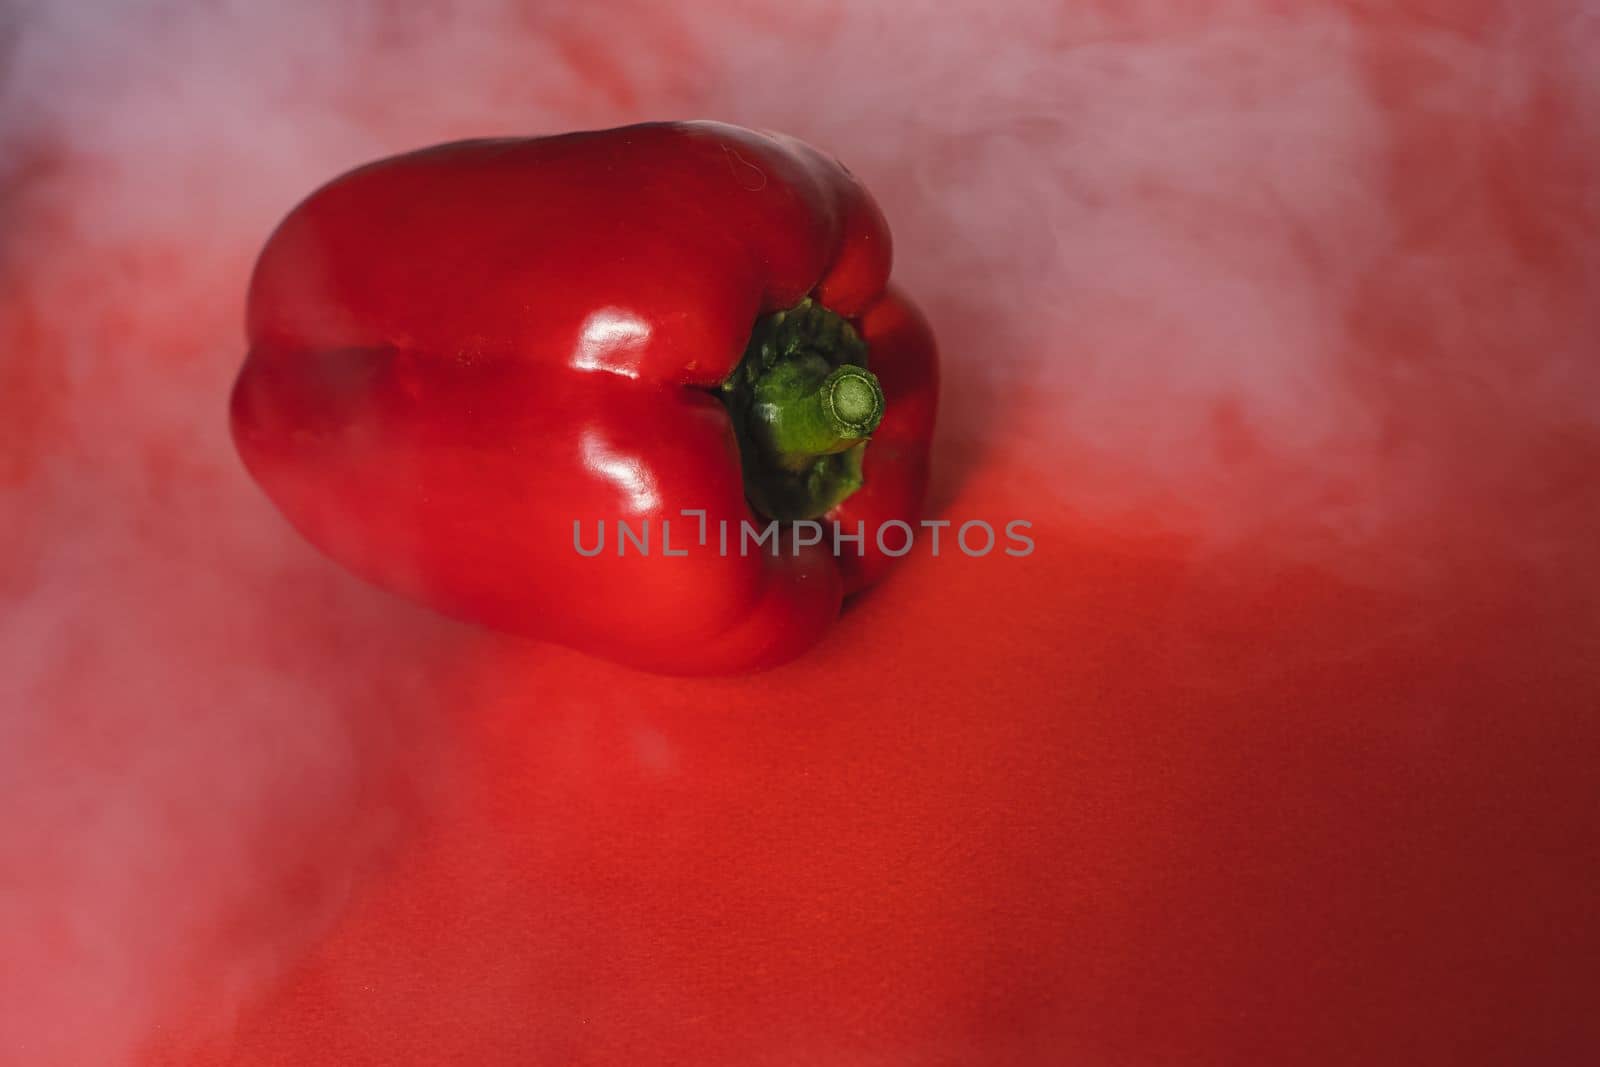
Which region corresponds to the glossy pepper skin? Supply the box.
[232,121,938,674]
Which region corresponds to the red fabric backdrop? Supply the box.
[1,2,1595,1065]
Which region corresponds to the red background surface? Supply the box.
[3,2,1597,1065]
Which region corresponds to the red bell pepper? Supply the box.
[232,121,938,674]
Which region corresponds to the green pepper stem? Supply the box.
[718,299,885,521]
[751,361,885,472]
